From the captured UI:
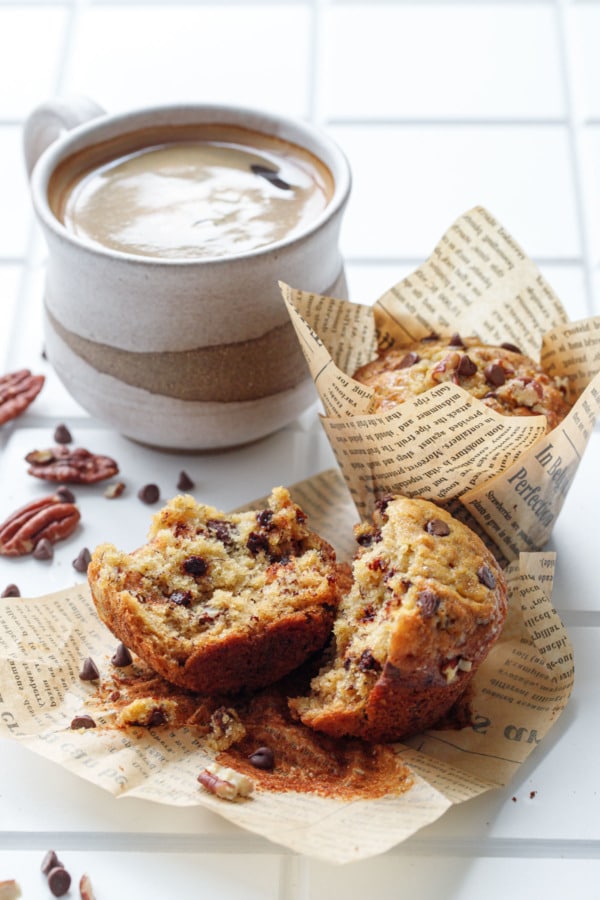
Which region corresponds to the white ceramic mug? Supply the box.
[24,97,351,449]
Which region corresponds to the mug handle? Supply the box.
[23,95,106,177]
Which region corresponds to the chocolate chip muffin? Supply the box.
[353,334,571,432]
[289,494,507,743]
[88,487,349,695]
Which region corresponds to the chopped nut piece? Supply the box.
[104,481,126,499]
[79,874,96,900]
[197,762,254,801]
[0,880,22,900]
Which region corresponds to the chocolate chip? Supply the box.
[147,707,167,727]
[111,642,133,667]
[357,649,381,672]
[138,483,160,504]
[33,537,54,560]
[73,547,91,572]
[55,485,76,503]
[177,470,195,490]
[500,342,522,354]
[246,531,270,555]
[53,423,72,444]
[41,850,62,875]
[79,656,100,681]
[478,565,497,589]
[356,529,381,547]
[170,589,192,607]
[47,866,71,897]
[207,518,235,545]
[417,589,441,618]
[374,494,395,516]
[70,714,96,729]
[396,351,420,369]
[448,333,465,347]
[425,518,451,536]
[183,556,208,576]
[484,363,506,387]
[257,508,274,528]
[248,746,275,770]
[457,354,477,377]
[250,163,292,191]
[1,583,20,597]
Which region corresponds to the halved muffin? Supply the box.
[289,494,507,743]
[88,487,349,695]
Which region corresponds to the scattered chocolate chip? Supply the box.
[177,470,195,491]
[47,866,71,897]
[457,354,477,377]
[484,363,506,387]
[111,642,132,667]
[425,518,451,536]
[73,547,91,572]
[104,481,125,499]
[79,656,100,681]
[147,707,167,727]
[396,351,420,369]
[33,537,54,560]
[41,850,62,875]
[55,485,76,503]
[248,746,275,770]
[421,331,440,342]
[448,333,465,347]
[70,714,96,730]
[477,564,497,589]
[138,483,160,504]
[416,589,441,618]
[246,531,270,555]
[501,342,522,354]
[170,589,192,607]
[53,423,72,444]
[1,583,20,598]
[183,556,208,577]
[250,163,291,191]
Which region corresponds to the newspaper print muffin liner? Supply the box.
[0,470,573,864]
[281,205,600,563]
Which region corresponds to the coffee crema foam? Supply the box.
[58,139,331,260]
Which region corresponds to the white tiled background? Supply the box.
[2,1,600,898]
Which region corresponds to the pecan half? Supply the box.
[25,445,119,484]
[0,369,45,425]
[0,493,80,556]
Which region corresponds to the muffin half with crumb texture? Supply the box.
[289,494,507,743]
[88,487,349,694]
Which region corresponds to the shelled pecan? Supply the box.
[25,445,119,484]
[0,369,45,425]
[0,493,80,556]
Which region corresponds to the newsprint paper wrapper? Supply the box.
[281,205,600,562]
[0,469,573,864]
